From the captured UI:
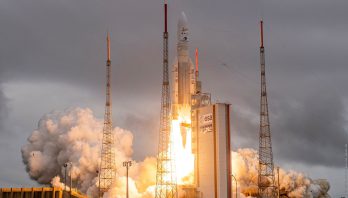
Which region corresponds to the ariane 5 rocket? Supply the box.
[172,12,197,119]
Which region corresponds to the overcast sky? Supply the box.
[0,0,347,196]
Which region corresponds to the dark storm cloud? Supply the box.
[119,113,159,160]
[0,87,8,132]
[274,89,347,167]
[0,0,164,100]
[230,74,348,167]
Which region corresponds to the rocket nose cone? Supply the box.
[178,12,189,42]
[178,12,188,28]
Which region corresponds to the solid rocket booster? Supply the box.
[172,12,196,118]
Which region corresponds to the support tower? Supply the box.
[155,1,178,198]
[345,144,347,197]
[99,32,116,196]
[258,20,276,198]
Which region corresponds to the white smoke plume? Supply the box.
[21,108,157,197]
[22,107,330,198]
[232,148,331,198]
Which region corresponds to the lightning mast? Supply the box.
[99,32,116,196]
[345,144,347,197]
[155,1,177,198]
[258,20,276,198]
[195,48,199,80]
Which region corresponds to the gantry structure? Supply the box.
[99,32,116,196]
[155,1,178,198]
[258,20,276,198]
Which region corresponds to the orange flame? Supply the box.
[170,105,195,185]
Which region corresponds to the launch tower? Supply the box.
[157,6,230,197]
[155,1,178,198]
[99,32,116,196]
[258,20,276,198]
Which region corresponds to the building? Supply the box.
[191,103,232,198]
[0,187,87,198]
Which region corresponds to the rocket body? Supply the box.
[172,12,196,118]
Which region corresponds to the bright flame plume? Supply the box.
[170,105,195,185]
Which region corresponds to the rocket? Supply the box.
[172,12,197,119]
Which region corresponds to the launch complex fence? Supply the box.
[0,187,87,198]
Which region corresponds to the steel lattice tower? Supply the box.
[155,1,178,198]
[258,20,276,198]
[99,32,116,196]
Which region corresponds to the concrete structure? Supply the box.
[191,103,232,198]
[0,187,87,198]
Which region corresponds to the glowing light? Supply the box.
[170,105,195,185]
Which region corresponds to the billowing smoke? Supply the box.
[22,107,330,198]
[232,148,331,198]
[21,108,157,197]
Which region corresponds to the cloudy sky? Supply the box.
[0,0,347,196]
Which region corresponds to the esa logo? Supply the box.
[200,113,213,125]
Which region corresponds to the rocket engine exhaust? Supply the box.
[21,108,331,198]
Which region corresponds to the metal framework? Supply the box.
[258,20,276,198]
[99,32,116,196]
[155,1,178,198]
[345,144,347,197]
